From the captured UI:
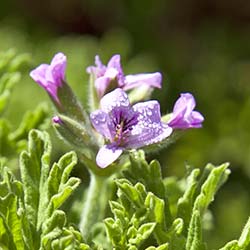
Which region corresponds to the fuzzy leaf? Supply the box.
[0,49,16,72]
[0,119,13,156]
[0,213,14,250]
[0,165,23,198]
[42,225,90,250]
[20,129,51,230]
[144,192,165,226]
[177,168,200,233]
[7,53,31,72]
[137,222,156,241]
[126,151,166,200]
[0,88,10,114]
[116,179,146,208]
[0,194,26,250]
[145,243,169,250]
[107,177,170,249]
[42,210,66,236]
[163,218,185,250]
[46,152,80,216]
[0,49,30,114]
[0,127,89,250]
[9,103,49,146]
[238,217,250,249]
[128,222,156,248]
[20,130,81,233]
[0,165,31,249]
[125,150,172,226]
[218,241,239,250]
[109,201,128,227]
[186,210,206,250]
[193,163,230,214]
[104,217,124,246]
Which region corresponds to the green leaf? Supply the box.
[0,194,25,250]
[0,88,10,114]
[0,165,22,198]
[104,217,124,246]
[145,243,169,250]
[137,222,156,241]
[0,213,15,250]
[144,192,165,226]
[177,168,200,233]
[109,201,128,227]
[0,127,89,250]
[238,217,250,249]
[218,241,239,250]
[0,49,16,73]
[46,152,80,216]
[41,225,90,250]
[0,119,13,156]
[163,218,185,250]
[42,210,66,237]
[9,103,50,146]
[7,53,31,72]
[20,129,51,230]
[186,210,206,250]
[20,130,81,242]
[193,163,230,214]
[0,165,31,249]
[128,222,156,248]
[116,179,146,208]
[126,151,166,200]
[125,150,172,226]
[0,49,30,114]
[107,176,171,249]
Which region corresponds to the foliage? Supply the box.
[1,129,250,250]
[104,150,250,250]
[0,50,49,166]
[0,40,250,250]
[0,129,89,250]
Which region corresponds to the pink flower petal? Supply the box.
[126,101,172,148]
[100,88,130,113]
[96,145,123,168]
[124,72,162,91]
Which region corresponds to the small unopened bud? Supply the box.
[52,114,97,151]
[52,116,62,124]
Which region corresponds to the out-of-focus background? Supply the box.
[1,0,250,248]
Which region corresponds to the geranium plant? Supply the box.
[0,50,249,250]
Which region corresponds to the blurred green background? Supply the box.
[1,0,250,248]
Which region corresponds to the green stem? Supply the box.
[79,172,109,242]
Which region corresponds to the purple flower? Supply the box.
[90,88,172,168]
[87,55,162,98]
[168,93,204,129]
[30,52,66,103]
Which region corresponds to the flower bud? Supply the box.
[52,115,97,152]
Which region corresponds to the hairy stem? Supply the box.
[79,172,109,242]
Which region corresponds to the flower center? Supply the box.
[111,108,138,145]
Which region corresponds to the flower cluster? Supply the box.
[86,55,162,98]
[30,53,204,169]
